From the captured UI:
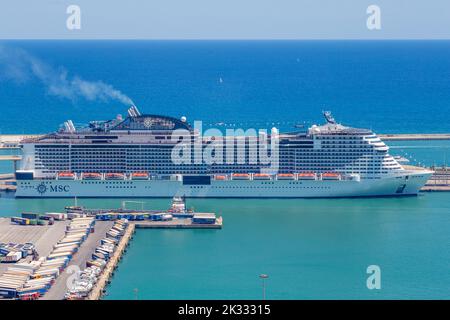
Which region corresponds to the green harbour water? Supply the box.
[1,140,450,299]
[0,193,449,299]
[1,40,450,299]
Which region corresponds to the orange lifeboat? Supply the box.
[322,172,341,180]
[131,172,149,180]
[105,173,125,180]
[214,175,227,181]
[57,172,75,180]
[298,172,317,180]
[232,173,251,180]
[276,173,295,180]
[82,172,102,180]
[253,173,271,180]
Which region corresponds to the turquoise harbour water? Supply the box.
[1,194,449,299]
[1,40,450,299]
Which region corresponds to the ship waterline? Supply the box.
[15,107,433,198]
[15,172,430,198]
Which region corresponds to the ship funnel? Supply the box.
[67,120,76,132]
[64,120,76,133]
[127,105,141,117]
[323,111,336,124]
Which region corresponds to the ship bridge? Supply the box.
[110,114,192,132]
[109,105,192,131]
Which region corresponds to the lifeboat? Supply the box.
[105,173,125,180]
[232,173,251,180]
[82,172,102,180]
[57,172,76,180]
[253,173,271,180]
[297,172,317,180]
[214,175,227,181]
[321,173,341,180]
[276,173,296,180]
[131,172,149,180]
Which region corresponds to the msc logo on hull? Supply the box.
[36,183,70,195]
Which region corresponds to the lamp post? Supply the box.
[259,274,269,300]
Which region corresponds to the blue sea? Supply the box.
[1,40,450,134]
[1,40,450,299]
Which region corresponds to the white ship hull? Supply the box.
[15,171,431,198]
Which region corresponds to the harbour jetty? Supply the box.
[379,133,450,141]
[87,223,135,300]
[0,135,42,149]
[422,167,450,192]
[0,198,222,300]
[134,216,223,229]
[2,133,450,146]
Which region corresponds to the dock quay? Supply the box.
[134,217,223,229]
[0,198,217,300]
[379,133,450,141]
[2,133,450,144]
[87,223,135,300]
[41,220,113,300]
[422,167,450,191]
[0,134,43,149]
[0,215,116,300]
[0,218,69,268]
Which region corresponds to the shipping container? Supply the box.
[192,214,217,224]
[44,212,67,221]
[0,287,18,298]
[54,241,80,249]
[10,217,29,225]
[21,212,40,220]
[4,251,22,262]
[47,252,72,260]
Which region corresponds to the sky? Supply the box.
[0,0,449,39]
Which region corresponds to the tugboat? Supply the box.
[168,196,193,217]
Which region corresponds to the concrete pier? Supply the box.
[2,133,450,143]
[379,133,450,141]
[0,218,69,257]
[0,134,43,149]
[422,167,450,191]
[134,217,223,229]
[88,224,135,300]
[41,221,114,300]
[0,218,69,279]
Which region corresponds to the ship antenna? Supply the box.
[323,111,336,124]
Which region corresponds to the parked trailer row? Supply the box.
[96,212,172,221]
[19,217,95,299]
[0,242,35,263]
[0,259,45,299]
[0,217,96,300]
[65,218,129,300]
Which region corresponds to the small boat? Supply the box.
[214,175,227,181]
[105,173,125,180]
[82,173,102,180]
[232,173,251,180]
[169,196,186,213]
[131,172,149,180]
[57,172,76,180]
[297,172,317,180]
[322,173,341,180]
[276,173,295,180]
[253,173,271,180]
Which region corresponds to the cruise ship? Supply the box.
[15,107,432,198]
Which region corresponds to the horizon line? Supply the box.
[2,38,450,42]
